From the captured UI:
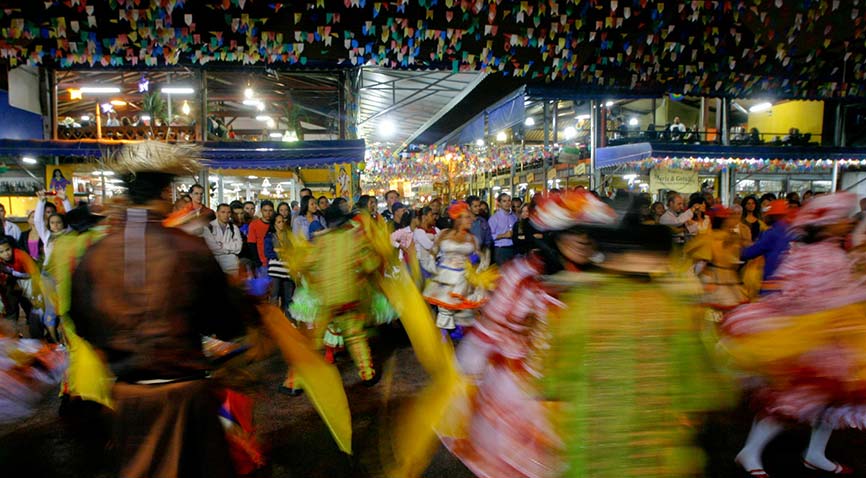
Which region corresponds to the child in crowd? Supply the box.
[0,237,39,339]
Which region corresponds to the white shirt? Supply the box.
[202,219,243,274]
[413,226,440,270]
[670,123,686,133]
[35,198,72,263]
[659,208,693,227]
[3,220,21,241]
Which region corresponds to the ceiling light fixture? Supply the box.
[496,131,507,142]
[576,114,591,120]
[161,87,195,95]
[524,117,535,127]
[244,87,255,99]
[749,102,773,113]
[475,138,485,147]
[269,132,283,138]
[80,86,121,94]
[110,99,127,107]
[181,100,191,115]
[22,156,37,165]
[379,118,396,138]
[628,118,639,126]
[564,126,577,139]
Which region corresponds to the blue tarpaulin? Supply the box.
[0,139,366,168]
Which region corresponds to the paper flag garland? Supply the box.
[0,1,864,99]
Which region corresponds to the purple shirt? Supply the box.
[488,209,517,248]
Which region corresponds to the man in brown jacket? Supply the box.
[70,143,249,478]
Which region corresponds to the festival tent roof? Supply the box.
[0,139,366,169]
[2,2,866,99]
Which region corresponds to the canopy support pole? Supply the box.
[543,101,550,193]
[832,160,840,192]
[590,100,599,192]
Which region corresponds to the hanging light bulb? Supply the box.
[244,87,254,99]
[181,100,191,115]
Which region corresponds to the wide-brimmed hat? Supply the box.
[763,199,790,217]
[65,202,105,232]
[530,190,617,232]
[107,141,202,176]
[789,192,858,233]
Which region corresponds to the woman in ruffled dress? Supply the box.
[723,193,866,477]
[423,201,486,333]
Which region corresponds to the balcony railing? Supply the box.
[57,125,196,142]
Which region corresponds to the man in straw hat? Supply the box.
[70,142,252,478]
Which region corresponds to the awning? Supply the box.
[0,139,366,169]
[597,142,866,169]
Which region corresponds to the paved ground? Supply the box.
[3,325,866,477]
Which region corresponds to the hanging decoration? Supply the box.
[1,2,865,99]
[363,144,557,188]
[609,156,866,174]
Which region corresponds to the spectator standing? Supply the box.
[247,200,274,267]
[741,195,766,243]
[659,191,696,243]
[0,204,21,242]
[35,189,72,263]
[0,236,36,338]
[467,195,493,253]
[478,200,490,220]
[265,214,294,314]
[18,211,43,261]
[188,184,215,220]
[202,204,243,276]
[488,192,518,265]
[381,190,400,223]
[512,203,542,256]
[317,196,330,213]
[293,196,323,241]
[413,206,440,278]
[276,202,291,221]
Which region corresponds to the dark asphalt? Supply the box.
[3,325,866,478]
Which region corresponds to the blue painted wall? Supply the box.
[0,90,43,140]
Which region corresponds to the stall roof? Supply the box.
[597,143,866,169]
[0,139,365,169]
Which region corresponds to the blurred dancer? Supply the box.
[70,142,250,478]
[723,193,866,477]
[439,191,731,478]
[442,191,617,478]
[306,203,382,383]
[684,206,749,315]
[423,201,488,335]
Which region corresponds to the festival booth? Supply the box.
[595,142,866,204]
[0,139,366,207]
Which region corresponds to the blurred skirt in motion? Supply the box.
[112,379,236,478]
[544,272,733,478]
[720,241,866,428]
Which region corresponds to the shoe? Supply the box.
[277,385,303,396]
[803,458,854,474]
[735,455,769,478]
[362,373,381,387]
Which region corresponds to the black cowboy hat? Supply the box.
[65,202,106,233]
